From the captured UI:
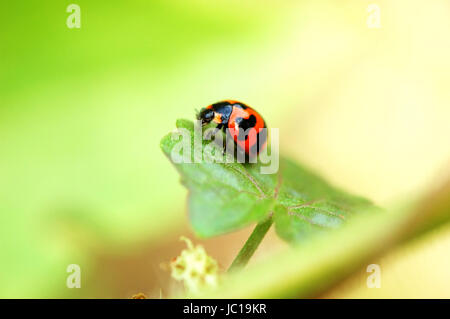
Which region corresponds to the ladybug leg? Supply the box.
[212,123,224,136]
[221,125,232,156]
[205,123,223,140]
[206,124,228,156]
[222,140,234,156]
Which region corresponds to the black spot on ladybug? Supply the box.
[251,128,268,155]
[236,115,257,141]
[233,102,248,110]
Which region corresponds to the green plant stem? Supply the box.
[228,217,273,272]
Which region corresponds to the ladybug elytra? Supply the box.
[197,100,267,157]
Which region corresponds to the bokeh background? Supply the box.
[1,0,449,298]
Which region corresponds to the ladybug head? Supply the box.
[197,107,215,126]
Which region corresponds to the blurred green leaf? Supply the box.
[160,119,376,241]
[0,0,293,298]
[188,179,450,298]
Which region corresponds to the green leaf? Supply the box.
[186,179,450,298]
[274,158,376,242]
[160,119,376,241]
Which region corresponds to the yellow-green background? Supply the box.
[0,0,449,298]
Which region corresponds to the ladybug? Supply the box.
[197,100,267,157]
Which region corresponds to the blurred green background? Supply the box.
[1,0,449,298]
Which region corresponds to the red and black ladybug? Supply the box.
[197,100,267,157]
